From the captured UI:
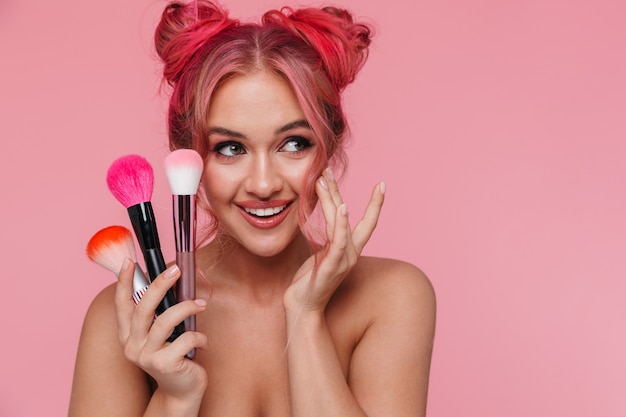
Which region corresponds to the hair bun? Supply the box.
[263,6,372,91]
[155,0,237,84]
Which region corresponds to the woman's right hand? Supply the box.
[115,260,209,405]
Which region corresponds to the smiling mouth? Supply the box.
[243,204,288,218]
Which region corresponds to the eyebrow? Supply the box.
[206,119,311,139]
[275,119,311,135]
[205,126,246,139]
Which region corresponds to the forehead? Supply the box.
[207,71,306,133]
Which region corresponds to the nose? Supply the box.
[244,154,283,198]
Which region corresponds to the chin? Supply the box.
[223,221,304,258]
[241,232,303,258]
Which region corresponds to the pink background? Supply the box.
[1,0,625,416]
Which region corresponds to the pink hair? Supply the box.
[155,0,372,244]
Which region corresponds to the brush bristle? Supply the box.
[163,149,204,195]
[106,154,154,208]
[86,226,137,274]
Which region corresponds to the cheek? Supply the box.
[284,155,318,190]
[286,167,308,190]
[201,166,235,203]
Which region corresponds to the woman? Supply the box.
[69,1,436,416]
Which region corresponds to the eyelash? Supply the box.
[210,137,314,158]
[211,141,245,158]
[280,137,314,154]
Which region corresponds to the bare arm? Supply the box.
[348,263,436,416]
[284,169,436,416]
[285,263,435,417]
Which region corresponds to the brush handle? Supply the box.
[177,251,196,359]
[173,195,198,359]
[176,251,196,329]
[172,195,196,252]
[172,195,197,320]
[127,202,185,342]
[127,202,161,253]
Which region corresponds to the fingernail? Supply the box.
[195,299,207,307]
[164,264,180,279]
[380,181,386,195]
[325,167,335,181]
[341,203,347,216]
[319,176,328,189]
[121,258,131,272]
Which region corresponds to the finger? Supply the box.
[316,176,338,238]
[323,167,344,208]
[351,182,386,253]
[317,203,351,278]
[160,330,209,360]
[142,299,207,353]
[127,264,181,344]
[115,258,137,343]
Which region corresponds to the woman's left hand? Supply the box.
[284,168,385,313]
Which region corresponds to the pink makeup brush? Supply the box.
[106,154,184,341]
[86,225,150,304]
[164,149,203,339]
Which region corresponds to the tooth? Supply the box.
[244,205,286,217]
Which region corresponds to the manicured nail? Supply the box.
[121,258,131,272]
[164,264,180,279]
[325,167,335,181]
[380,181,386,195]
[195,299,207,307]
[319,176,328,189]
[341,203,347,216]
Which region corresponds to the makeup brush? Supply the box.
[164,149,203,336]
[86,225,150,304]
[106,154,185,341]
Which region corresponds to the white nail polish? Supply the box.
[325,167,335,181]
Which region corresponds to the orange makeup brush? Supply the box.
[86,225,150,304]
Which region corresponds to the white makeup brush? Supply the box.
[164,149,203,337]
[86,225,150,304]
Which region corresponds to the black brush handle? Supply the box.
[128,202,185,342]
[143,248,179,313]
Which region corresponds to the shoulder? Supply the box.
[331,257,435,416]
[343,256,435,312]
[72,282,124,376]
[81,283,119,336]
[353,256,433,286]
[329,256,435,334]
[69,283,151,416]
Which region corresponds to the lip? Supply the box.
[236,200,294,230]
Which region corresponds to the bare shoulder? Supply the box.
[86,282,117,317]
[78,282,129,347]
[353,256,433,288]
[76,283,119,347]
[69,283,150,417]
[338,256,436,316]
[329,255,436,342]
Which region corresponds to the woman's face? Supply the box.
[202,70,318,257]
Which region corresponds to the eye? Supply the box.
[279,137,313,153]
[212,141,246,157]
